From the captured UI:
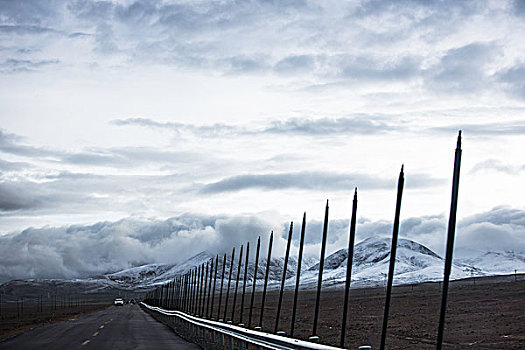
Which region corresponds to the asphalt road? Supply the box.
[0,304,201,350]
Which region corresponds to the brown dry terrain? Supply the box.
[2,274,524,349]
[0,301,111,341]
[200,274,524,349]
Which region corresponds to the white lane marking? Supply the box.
[99,325,104,329]
[82,340,90,345]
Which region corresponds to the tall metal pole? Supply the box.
[340,188,358,348]
[275,222,293,333]
[240,241,250,325]
[211,255,218,319]
[258,231,273,329]
[187,272,192,312]
[197,264,203,316]
[248,236,261,328]
[202,262,209,317]
[224,247,235,321]
[192,267,198,314]
[380,165,405,350]
[217,253,227,320]
[311,200,330,340]
[206,258,213,318]
[436,131,462,350]
[189,270,194,313]
[291,213,306,337]
[184,273,189,312]
[232,245,244,323]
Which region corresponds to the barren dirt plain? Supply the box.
[218,275,524,349]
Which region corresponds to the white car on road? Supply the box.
[114,298,124,306]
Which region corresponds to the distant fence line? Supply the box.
[144,131,465,350]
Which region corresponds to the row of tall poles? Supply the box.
[144,131,462,349]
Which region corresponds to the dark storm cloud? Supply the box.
[200,171,444,194]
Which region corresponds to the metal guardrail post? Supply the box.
[436,131,462,350]
[291,212,306,337]
[142,302,351,350]
[311,200,329,341]
[380,165,405,350]
[340,188,358,348]
[275,221,293,334]
[258,231,273,330]
[248,236,261,328]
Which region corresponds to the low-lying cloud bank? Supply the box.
[1,206,524,283]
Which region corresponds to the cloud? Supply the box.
[339,55,421,81]
[512,0,525,16]
[0,212,279,282]
[1,206,523,282]
[0,129,63,158]
[0,158,30,172]
[470,159,525,175]
[358,207,525,256]
[1,0,521,103]
[113,115,405,137]
[497,63,525,99]
[0,129,211,168]
[112,118,242,137]
[456,206,525,252]
[274,54,316,74]
[261,115,403,135]
[0,58,60,73]
[424,42,498,94]
[429,120,525,136]
[0,179,93,212]
[199,171,444,194]
[0,25,58,35]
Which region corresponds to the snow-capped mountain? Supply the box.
[2,237,523,294]
[97,236,524,291]
[297,237,477,289]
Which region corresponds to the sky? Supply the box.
[1,0,525,281]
